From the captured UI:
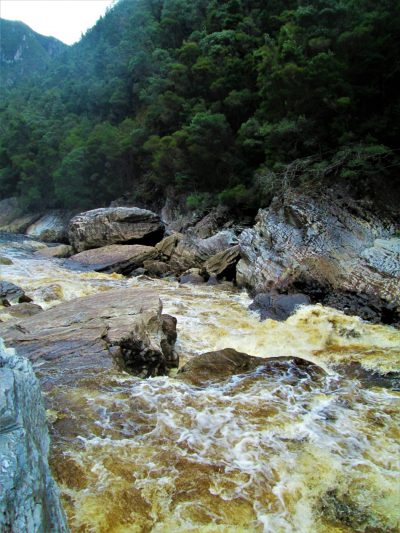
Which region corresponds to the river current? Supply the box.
[1,235,399,533]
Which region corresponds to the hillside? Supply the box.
[0,19,67,89]
[0,0,399,212]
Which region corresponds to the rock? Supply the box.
[35,244,73,258]
[179,268,206,285]
[0,341,68,532]
[70,244,158,274]
[207,275,219,286]
[161,314,178,368]
[0,281,32,306]
[0,303,43,319]
[130,267,147,277]
[177,348,324,387]
[68,207,164,252]
[0,256,13,265]
[0,197,41,234]
[322,291,400,326]
[143,260,171,277]
[169,230,238,274]
[26,211,75,243]
[249,292,311,321]
[155,233,183,258]
[188,205,232,239]
[0,287,178,385]
[237,189,400,308]
[37,284,64,303]
[202,245,240,279]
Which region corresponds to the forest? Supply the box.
[0,0,399,212]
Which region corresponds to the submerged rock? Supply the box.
[177,348,324,386]
[0,281,32,306]
[69,207,164,252]
[70,244,158,274]
[249,292,311,321]
[0,256,13,265]
[0,341,68,532]
[0,287,178,384]
[237,190,400,309]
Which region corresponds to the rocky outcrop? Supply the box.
[169,230,238,274]
[177,348,325,386]
[237,190,400,307]
[70,244,158,274]
[249,292,311,321]
[68,207,164,252]
[0,287,178,384]
[202,245,240,279]
[155,233,183,258]
[26,211,75,243]
[143,260,171,277]
[0,341,68,532]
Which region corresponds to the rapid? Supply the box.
[1,234,399,533]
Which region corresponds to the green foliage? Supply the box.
[0,0,399,210]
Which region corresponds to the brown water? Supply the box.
[1,236,399,532]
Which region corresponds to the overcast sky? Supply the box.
[0,0,117,45]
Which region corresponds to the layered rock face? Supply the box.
[237,190,400,305]
[0,341,68,532]
[0,288,178,384]
[26,211,76,243]
[68,207,164,252]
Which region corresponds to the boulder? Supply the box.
[237,189,400,307]
[68,207,164,252]
[202,245,240,279]
[70,244,158,274]
[0,256,13,265]
[26,211,75,243]
[35,244,73,258]
[161,314,178,367]
[0,287,178,386]
[143,260,171,277]
[177,348,324,387]
[0,281,32,306]
[249,292,311,321]
[155,233,183,258]
[179,268,206,285]
[169,230,238,274]
[0,341,68,532]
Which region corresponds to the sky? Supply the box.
[0,0,117,45]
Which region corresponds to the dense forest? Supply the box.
[0,0,399,212]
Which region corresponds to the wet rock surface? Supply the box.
[0,287,178,387]
[0,280,32,306]
[249,292,311,321]
[237,190,400,308]
[177,348,325,386]
[69,207,164,252]
[0,342,68,532]
[70,244,158,274]
[35,244,73,258]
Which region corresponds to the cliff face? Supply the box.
[237,189,400,306]
[0,341,68,532]
[0,19,67,88]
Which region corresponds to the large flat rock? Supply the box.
[69,244,158,273]
[0,287,178,387]
[68,207,164,252]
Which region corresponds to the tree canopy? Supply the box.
[1,0,399,211]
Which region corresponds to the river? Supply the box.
[1,234,399,533]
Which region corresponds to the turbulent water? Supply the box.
[1,235,399,533]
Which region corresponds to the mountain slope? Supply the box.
[0,19,67,88]
[0,0,399,212]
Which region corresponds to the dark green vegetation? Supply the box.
[0,19,66,88]
[0,0,399,211]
